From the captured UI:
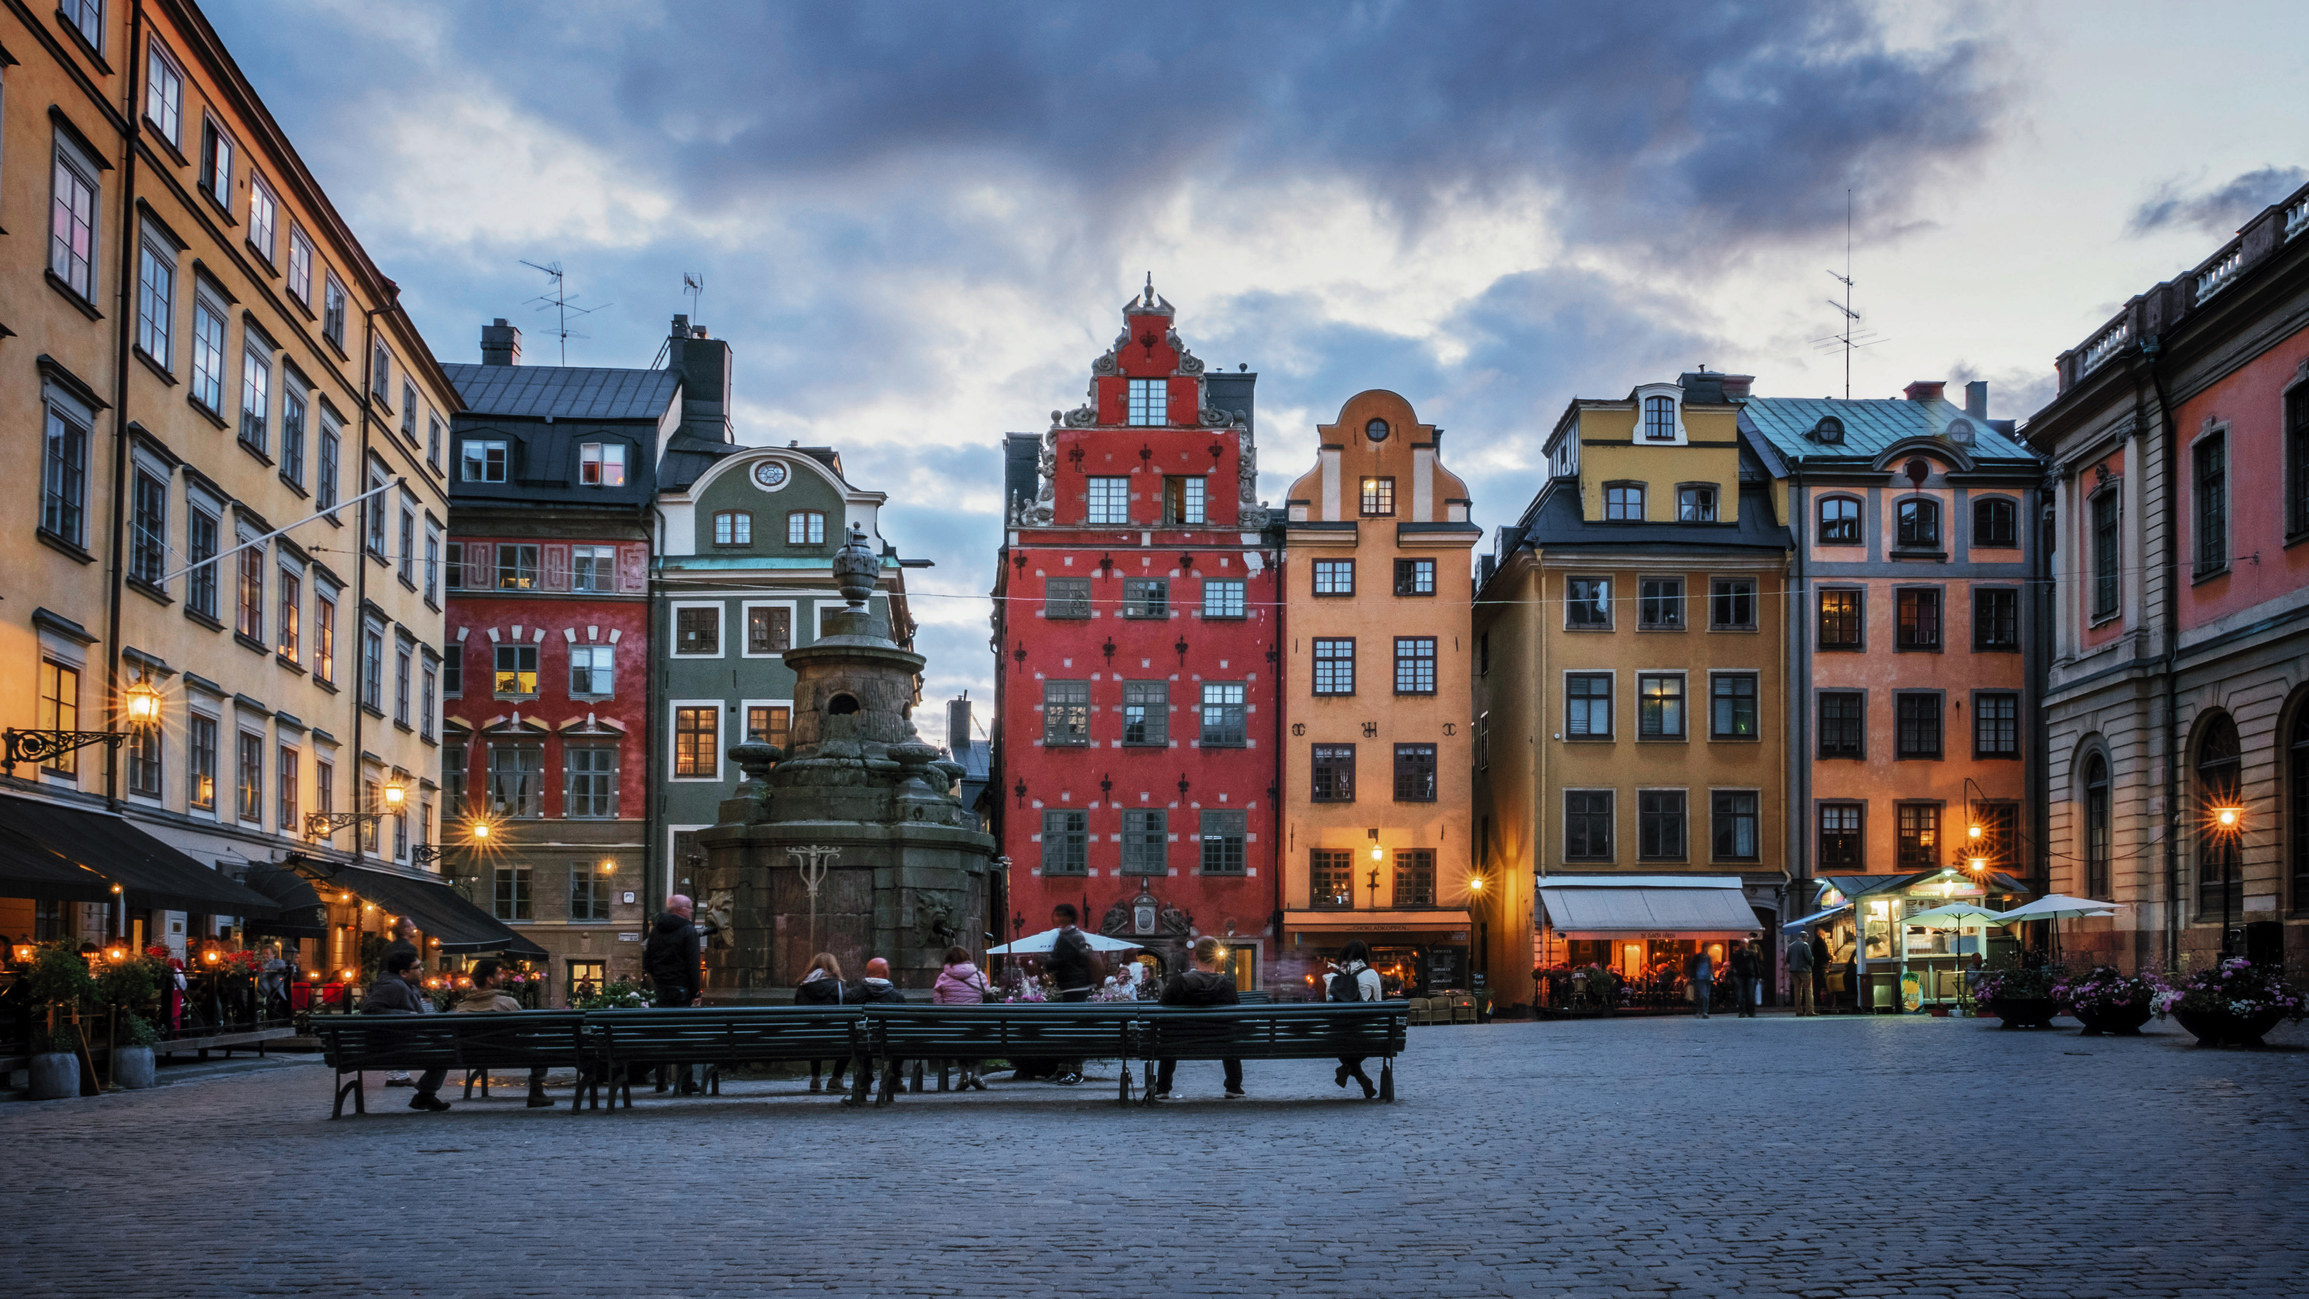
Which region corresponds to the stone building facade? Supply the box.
[2029,179,2309,971]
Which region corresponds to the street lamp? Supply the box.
[3,678,164,773]
[305,780,410,839]
[2209,802,2247,956]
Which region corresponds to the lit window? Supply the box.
[673,709,717,778]
[1359,477,1395,517]
[579,442,626,487]
[493,644,539,697]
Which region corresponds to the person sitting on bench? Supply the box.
[362,950,449,1112]
[451,959,553,1108]
[1154,937,1244,1100]
[855,958,908,1099]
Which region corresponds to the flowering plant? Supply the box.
[1972,963,2061,1004]
[573,977,654,1010]
[2152,958,2305,1021]
[2050,966,2164,1016]
[1003,973,1051,1003]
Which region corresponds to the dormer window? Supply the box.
[1677,485,1717,522]
[713,511,752,546]
[1945,418,1975,445]
[1643,395,1677,440]
[786,511,826,545]
[579,442,626,486]
[461,439,507,483]
[1812,416,1845,444]
[1605,483,1645,521]
[1127,378,1165,427]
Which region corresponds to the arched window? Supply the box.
[1818,497,1861,545]
[2083,753,2111,899]
[1896,497,1941,549]
[2194,712,2242,918]
[1642,396,1677,441]
[2291,706,2309,911]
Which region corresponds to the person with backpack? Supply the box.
[932,945,991,1091]
[1327,939,1384,1099]
[1043,904,1100,1086]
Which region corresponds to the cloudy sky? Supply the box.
[210,0,2308,726]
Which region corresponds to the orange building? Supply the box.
[1277,392,1487,996]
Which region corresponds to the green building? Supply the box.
[650,441,921,904]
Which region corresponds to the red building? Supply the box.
[993,285,1279,988]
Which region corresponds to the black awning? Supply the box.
[0,794,281,916]
[310,860,546,957]
[241,862,329,940]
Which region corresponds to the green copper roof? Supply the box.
[1740,396,2035,466]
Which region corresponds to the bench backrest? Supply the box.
[586,1007,863,1063]
[1129,1005,1407,1060]
[318,1013,589,1070]
[866,1004,1136,1059]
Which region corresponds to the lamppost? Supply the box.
[2209,802,2247,957]
[2,679,162,774]
[304,780,408,841]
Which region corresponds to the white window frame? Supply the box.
[145,39,184,146]
[670,601,726,659]
[667,700,725,782]
[1634,383,1688,446]
[740,599,800,658]
[247,172,279,265]
[136,228,175,367]
[286,225,313,306]
[569,643,616,699]
[1086,476,1130,524]
[50,133,102,300]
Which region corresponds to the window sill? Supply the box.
[1042,741,1092,750]
[1893,644,1944,654]
[1971,752,2022,762]
[1708,625,1759,634]
[184,607,224,632]
[187,396,229,430]
[1973,643,2020,654]
[245,242,278,274]
[1817,644,1865,653]
[143,120,189,168]
[1635,735,1690,744]
[36,530,97,565]
[1562,735,1615,743]
[1563,624,1615,633]
[2190,565,2230,587]
[1817,752,1866,761]
[1199,612,1247,621]
[134,347,178,386]
[199,188,238,226]
[1708,735,1762,744]
[1197,741,1249,750]
[361,704,386,720]
[2087,612,2122,630]
[238,437,274,467]
[234,631,270,656]
[393,721,413,734]
[1892,753,1945,762]
[313,678,338,695]
[276,654,305,674]
[45,271,104,321]
[127,576,173,606]
[1890,548,1948,562]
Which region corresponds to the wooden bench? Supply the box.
[864,1005,1142,1105]
[1126,1003,1409,1103]
[314,1013,589,1118]
[584,1007,867,1109]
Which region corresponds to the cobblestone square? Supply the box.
[4,1014,2305,1298]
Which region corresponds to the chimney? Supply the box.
[1716,373,1754,401]
[1904,380,1946,404]
[667,315,733,443]
[480,318,521,367]
[946,695,973,754]
[1965,381,1988,420]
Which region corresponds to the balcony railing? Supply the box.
[2286,194,2309,243]
[2078,317,2131,378]
[2194,244,2245,303]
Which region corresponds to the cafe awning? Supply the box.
[305,859,547,957]
[0,793,280,916]
[240,862,329,940]
[1537,875,1761,937]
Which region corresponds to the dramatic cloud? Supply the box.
[2127,166,2309,238]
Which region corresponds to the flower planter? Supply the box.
[1987,996,2059,1030]
[112,1044,157,1090]
[28,1051,80,1100]
[2171,1005,2289,1048]
[2073,1002,2153,1036]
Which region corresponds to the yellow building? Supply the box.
[1473,374,1792,1006]
[1,2,460,969]
[1278,391,1489,998]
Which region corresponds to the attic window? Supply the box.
[1642,395,1677,441]
[579,442,626,486]
[461,440,507,483]
[1812,416,1845,444]
[1945,418,1975,445]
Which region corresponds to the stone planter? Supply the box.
[112,1044,157,1089]
[2072,1002,2153,1036]
[28,1051,80,1100]
[1987,996,2059,1030]
[2170,1005,2290,1048]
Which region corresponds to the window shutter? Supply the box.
[619,544,648,593]
[541,544,569,591]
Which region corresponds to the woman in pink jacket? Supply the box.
[931,946,990,1091]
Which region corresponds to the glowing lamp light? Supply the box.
[470,821,492,841]
[106,943,128,962]
[123,680,163,726]
[1967,824,1983,841]
[599,859,616,874]
[382,782,407,810]
[203,950,220,964]
[1369,844,1384,862]
[111,883,123,895]
[2214,805,2243,830]
[1967,856,1989,873]
[1468,876,1487,893]
[340,968,355,980]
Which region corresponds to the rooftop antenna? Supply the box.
[1811,190,1887,398]
[519,259,611,366]
[682,271,705,322]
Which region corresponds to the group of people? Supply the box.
[360,916,548,1113]
[1683,939,1769,1019]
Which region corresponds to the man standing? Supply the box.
[363,950,449,1111]
[642,895,703,1095]
[1153,937,1244,1100]
[1787,931,1816,1016]
[1044,904,1098,1086]
[1811,928,1834,1013]
[1686,945,1713,1019]
[379,917,423,1088]
[1728,939,1759,1018]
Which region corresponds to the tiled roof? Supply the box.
[443,363,680,422]
[1739,396,2035,465]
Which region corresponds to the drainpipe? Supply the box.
[351,306,386,865]
[1268,523,1286,975]
[646,503,668,907]
[2142,338,2182,972]
[101,0,150,812]
[1788,467,1810,992]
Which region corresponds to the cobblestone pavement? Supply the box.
[4,1013,2306,1298]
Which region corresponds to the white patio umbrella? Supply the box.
[985,928,1146,956]
[1988,894,2124,964]
[1903,904,2005,1009]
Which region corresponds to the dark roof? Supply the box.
[1514,480,1790,552]
[1740,396,2035,466]
[443,363,680,422]
[657,432,741,492]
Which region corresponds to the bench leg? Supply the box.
[848,1049,871,1107]
[909,1060,924,1094]
[706,1063,722,1097]
[1380,1057,1396,1102]
[332,1069,362,1120]
[938,1060,951,1092]
[1118,1064,1132,1107]
[1141,1059,1156,1108]
[877,1059,900,1106]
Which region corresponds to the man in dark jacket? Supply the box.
[378,917,422,1088]
[641,895,703,1095]
[854,957,911,1102]
[1154,936,1243,1100]
[1727,939,1758,1018]
[1811,929,1834,1012]
[1042,904,1098,1085]
[363,950,449,1111]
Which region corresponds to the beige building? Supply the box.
[1,1,461,970]
[1278,391,1488,997]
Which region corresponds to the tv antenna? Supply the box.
[682,271,706,321]
[1810,190,1887,400]
[519,259,612,365]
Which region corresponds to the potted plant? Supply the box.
[98,951,168,1089]
[2154,957,2305,1047]
[24,942,95,1099]
[1974,962,2062,1030]
[112,1014,163,1089]
[2052,966,2163,1036]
